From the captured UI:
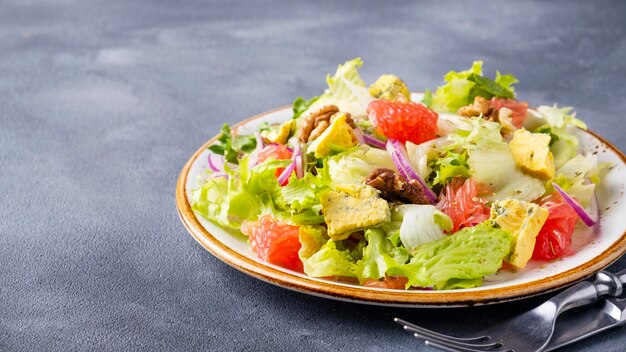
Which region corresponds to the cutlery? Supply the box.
[395,269,625,352]
[544,296,626,351]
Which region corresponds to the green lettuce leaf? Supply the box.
[207,124,257,164]
[292,96,320,119]
[466,73,515,101]
[533,105,587,169]
[275,168,331,214]
[387,223,513,290]
[191,157,287,229]
[547,154,612,207]
[359,229,409,281]
[430,61,519,113]
[428,145,471,186]
[536,105,587,130]
[302,58,372,118]
[495,71,519,95]
[327,146,395,185]
[191,155,330,230]
[302,239,360,278]
[431,61,483,113]
[421,89,433,107]
[447,117,545,201]
[298,226,329,260]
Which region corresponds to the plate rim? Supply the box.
[176,105,626,307]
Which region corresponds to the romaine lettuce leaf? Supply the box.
[387,223,513,289]
[300,214,511,289]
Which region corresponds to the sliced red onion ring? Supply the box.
[248,154,259,169]
[353,127,365,145]
[292,142,304,179]
[248,133,264,169]
[363,133,386,149]
[265,142,293,154]
[255,132,264,150]
[277,160,296,186]
[386,139,437,203]
[552,182,598,227]
[208,153,225,172]
[386,141,410,180]
[209,171,228,179]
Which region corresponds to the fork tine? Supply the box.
[421,339,461,352]
[394,318,489,343]
[415,332,503,351]
[423,337,508,352]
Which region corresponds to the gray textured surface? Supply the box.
[1,0,625,351]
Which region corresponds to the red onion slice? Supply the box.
[209,171,228,179]
[266,143,293,154]
[248,154,259,169]
[552,182,598,227]
[387,139,437,202]
[353,127,366,145]
[386,141,410,181]
[363,133,386,149]
[276,160,296,186]
[255,132,264,150]
[292,142,304,179]
[208,153,225,172]
[247,133,266,170]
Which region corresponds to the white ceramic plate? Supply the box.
[176,100,626,307]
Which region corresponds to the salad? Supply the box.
[191,58,611,290]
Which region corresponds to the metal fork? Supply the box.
[395,269,625,352]
[545,296,626,351]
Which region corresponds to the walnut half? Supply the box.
[365,168,430,205]
[298,105,356,143]
[458,96,496,119]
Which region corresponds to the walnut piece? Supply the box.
[458,97,517,132]
[297,105,355,143]
[458,96,497,119]
[497,107,515,134]
[308,120,329,141]
[364,168,430,205]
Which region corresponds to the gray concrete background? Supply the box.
[1,0,625,351]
